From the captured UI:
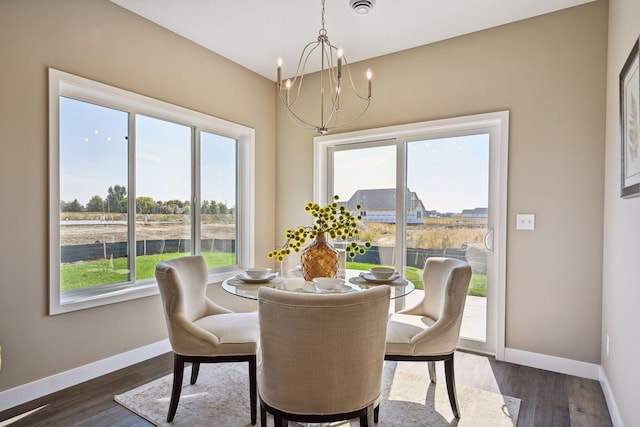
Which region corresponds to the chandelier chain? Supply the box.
[320,0,326,36]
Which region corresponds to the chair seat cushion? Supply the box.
[385,313,436,356]
[194,312,259,355]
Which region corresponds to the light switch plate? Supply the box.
[516,214,535,230]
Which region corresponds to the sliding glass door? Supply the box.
[315,112,508,356]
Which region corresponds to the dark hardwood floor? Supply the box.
[0,350,612,426]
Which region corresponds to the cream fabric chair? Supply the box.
[155,255,259,424]
[258,285,391,427]
[384,257,472,419]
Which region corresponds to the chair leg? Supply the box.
[374,403,380,423]
[444,356,460,418]
[167,354,185,422]
[249,356,257,425]
[359,406,371,427]
[260,403,267,427]
[190,361,200,385]
[428,360,437,384]
[273,414,287,427]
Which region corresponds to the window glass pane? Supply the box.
[135,115,191,280]
[332,144,396,270]
[200,131,237,269]
[406,135,489,305]
[59,97,130,291]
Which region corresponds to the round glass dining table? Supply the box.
[221,268,415,301]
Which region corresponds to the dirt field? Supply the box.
[60,222,235,246]
[60,217,487,250]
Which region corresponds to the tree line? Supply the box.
[60,185,234,215]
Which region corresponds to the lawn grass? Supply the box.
[62,256,487,297]
[61,252,234,291]
[347,261,486,297]
[468,274,487,297]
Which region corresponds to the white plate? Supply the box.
[349,276,408,287]
[236,273,278,283]
[359,272,401,283]
[228,277,282,286]
[302,282,356,294]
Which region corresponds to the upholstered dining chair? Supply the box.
[258,285,391,427]
[155,255,259,424]
[383,257,472,419]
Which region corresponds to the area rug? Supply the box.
[115,362,520,426]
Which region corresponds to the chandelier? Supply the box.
[277,0,372,135]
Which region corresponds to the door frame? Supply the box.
[314,111,509,358]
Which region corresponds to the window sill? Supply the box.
[52,282,159,315]
[51,271,242,315]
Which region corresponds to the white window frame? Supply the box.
[48,68,255,315]
[313,111,509,357]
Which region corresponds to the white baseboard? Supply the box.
[0,340,171,412]
[503,347,600,380]
[598,366,623,427]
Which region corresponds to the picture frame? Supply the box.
[620,36,640,198]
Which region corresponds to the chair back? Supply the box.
[258,285,390,415]
[424,258,471,319]
[155,255,231,354]
[410,257,472,353]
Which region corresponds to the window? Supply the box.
[49,69,255,315]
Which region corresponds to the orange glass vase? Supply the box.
[301,232,339,281]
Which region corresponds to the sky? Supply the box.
[333,134,489,213]
[59,97,237,208]
[60,97,488,214]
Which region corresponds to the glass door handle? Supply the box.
[484,228,494,252]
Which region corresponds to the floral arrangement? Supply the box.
[268,195,371,262]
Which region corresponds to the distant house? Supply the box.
[343,188,426,224]
[461,207,488,218]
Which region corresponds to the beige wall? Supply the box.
[276,1,607,363]
[0,0,274,392]
[603,0,640,425]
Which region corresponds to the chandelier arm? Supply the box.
[281,93,329,132]
[323,43,339,99]
[344,65,372,101]
[288,74,303,108]
[285,43,321,108]
[290,41,320,85]
[289,51,318,107]
[322,77,370,130]
[322,99,372,132]
[285,76,302,108]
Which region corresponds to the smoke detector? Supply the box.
[349,0,376,15]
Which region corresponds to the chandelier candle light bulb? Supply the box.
[277,57,282,84]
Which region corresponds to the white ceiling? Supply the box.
[111,0,595,81]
